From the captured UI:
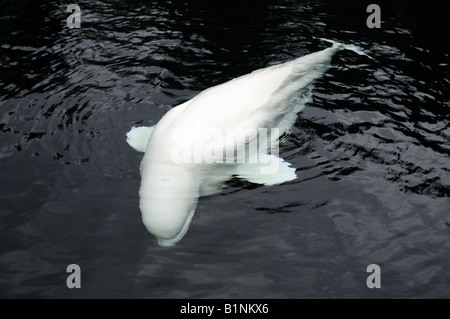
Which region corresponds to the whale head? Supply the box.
[139,165,199,246]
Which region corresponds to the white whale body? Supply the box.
[127,39,370,246]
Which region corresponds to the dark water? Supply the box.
[0,0,449,298]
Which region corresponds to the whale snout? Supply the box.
[141,203,198,246]
[139,174,199,246]
[157,237,179,247]
[141,208,194,246]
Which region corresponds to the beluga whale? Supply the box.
[127,38,371,246]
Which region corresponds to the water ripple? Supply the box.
[0,0,448,298]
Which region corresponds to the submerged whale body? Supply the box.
[127,39,371,246]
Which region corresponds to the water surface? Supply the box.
[0,0,449,298]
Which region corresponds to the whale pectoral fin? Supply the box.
[236,154,297,186]
[126,125,156,152]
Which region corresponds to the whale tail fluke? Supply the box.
[313,37,374,60]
